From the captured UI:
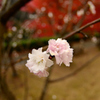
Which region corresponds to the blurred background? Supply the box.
[0,0,100,100]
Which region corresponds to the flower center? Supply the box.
[38,58,43,64]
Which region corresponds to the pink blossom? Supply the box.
[26,48,53,77]
[47,38,73,66]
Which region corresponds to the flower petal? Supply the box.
[46,59,54,67]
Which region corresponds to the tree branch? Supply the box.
[0,0,31,24]
[74,4,89,30]
[63,18,100,39]
[23,66,28,100]
[0,0,8,12]
[40,65,54,100]
[49,52,100,83]
[60,0,73,35]
[79,31,88,38]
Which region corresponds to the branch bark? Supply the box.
[63,18,100,39]
[49,52,100,83]
[0,22,16,100]
[0,0,8,12]
[0,0,31,24]
[40,65,54,100]
[74,4,89,30]
[1,78,16,100]
[60,0,73,35]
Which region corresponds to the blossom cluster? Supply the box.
[77,1,96,17]
[26,38,73,77]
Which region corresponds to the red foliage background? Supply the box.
[6,0,100,37]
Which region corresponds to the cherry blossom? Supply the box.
[26,48,53,77]
[77,9,84,17]
[47,38,73,66]
[88,1,96,14]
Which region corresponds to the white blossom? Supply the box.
[88,1,96,14]
[77,9,84,17]
[48,12,53,18]
[26,48,53,77]
[41,7,46,12]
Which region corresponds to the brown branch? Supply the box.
[74,4,89,30]
[0,0,8,12]
[0,22,6,81]
[0,0,31,24]
[40,65,54,100]
[1,78,16,100]
[59,0,89,37]
[49,52,100,83]
[73,0,89,14]
[14,56,27,64]
[78,0,89,5]
[63,18,100,39]
[60,0,73,35]
[15,19,100,63]
[79,31,88,38]
[36,18,100,51]
[11,45,48,65]
[23,66,28,100]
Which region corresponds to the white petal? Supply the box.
[38,47,42,52]
[32,49,38,54]
[28,53,33,58]
[46,59,54,67]
[55,55,62,65]
[62,50,73,66]
[43,52,49,59]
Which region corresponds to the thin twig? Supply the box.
[11,18,100,64]
[79,0,89,5]
[49,52,100,83]
[73,0,89,14]
[63,18,100,39]
[79,31,88,38]
[74,4,89,30]
[11,45,47,65]
[14,56,27,64]
[60,0,73,35]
